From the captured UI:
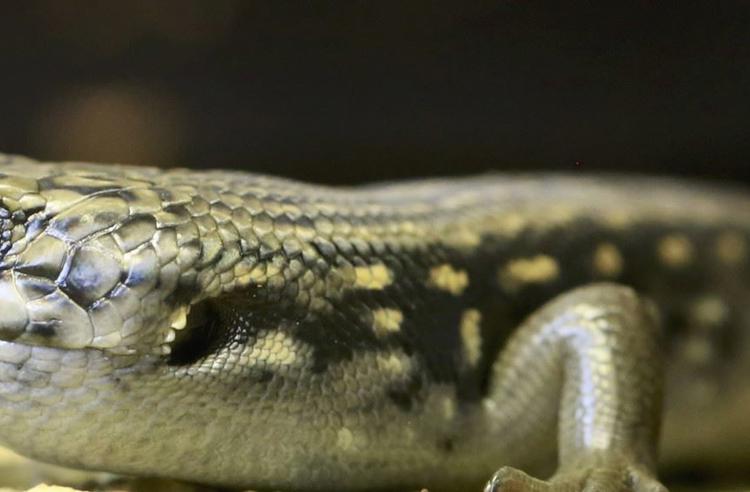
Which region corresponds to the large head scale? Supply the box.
[0,155,227,356]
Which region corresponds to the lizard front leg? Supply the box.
[483,283,667,492]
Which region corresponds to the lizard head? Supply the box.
[0,156,217,357]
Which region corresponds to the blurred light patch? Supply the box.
[32,84,187,166]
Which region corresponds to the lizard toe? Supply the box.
[484,463,668,492]
[484,467,551,492]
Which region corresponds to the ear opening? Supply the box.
[166,299,230,366]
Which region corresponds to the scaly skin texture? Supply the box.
[0,154,748,491]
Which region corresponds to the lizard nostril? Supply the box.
[0,209,12,257]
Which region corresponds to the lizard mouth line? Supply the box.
[0,336,129,360]
[0,326,174,373]
[0,302,205,361]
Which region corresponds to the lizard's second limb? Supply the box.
[483,283,667,492]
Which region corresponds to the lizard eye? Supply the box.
[0,202,44,259]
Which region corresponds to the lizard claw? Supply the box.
[484,467,549,492]
[484,463,668,492]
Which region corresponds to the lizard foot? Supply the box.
[484,462,668,492]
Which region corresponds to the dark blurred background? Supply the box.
[1,1,749,185]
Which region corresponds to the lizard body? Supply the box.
[0,154,748,491]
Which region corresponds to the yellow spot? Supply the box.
[593,242,624,277]
[353,263,393,290]
[442,396,456,421]
[443,226,481,249]
[500,254,560,290]
[337,427,354,450]
[689,296,728,329]
[497,214,526,236]
[657,234,694,268]
[376,351,412,376]
[429,264,469,295]
[715,232,747,265]
[371,308,403,337]
[460,309,482,367]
